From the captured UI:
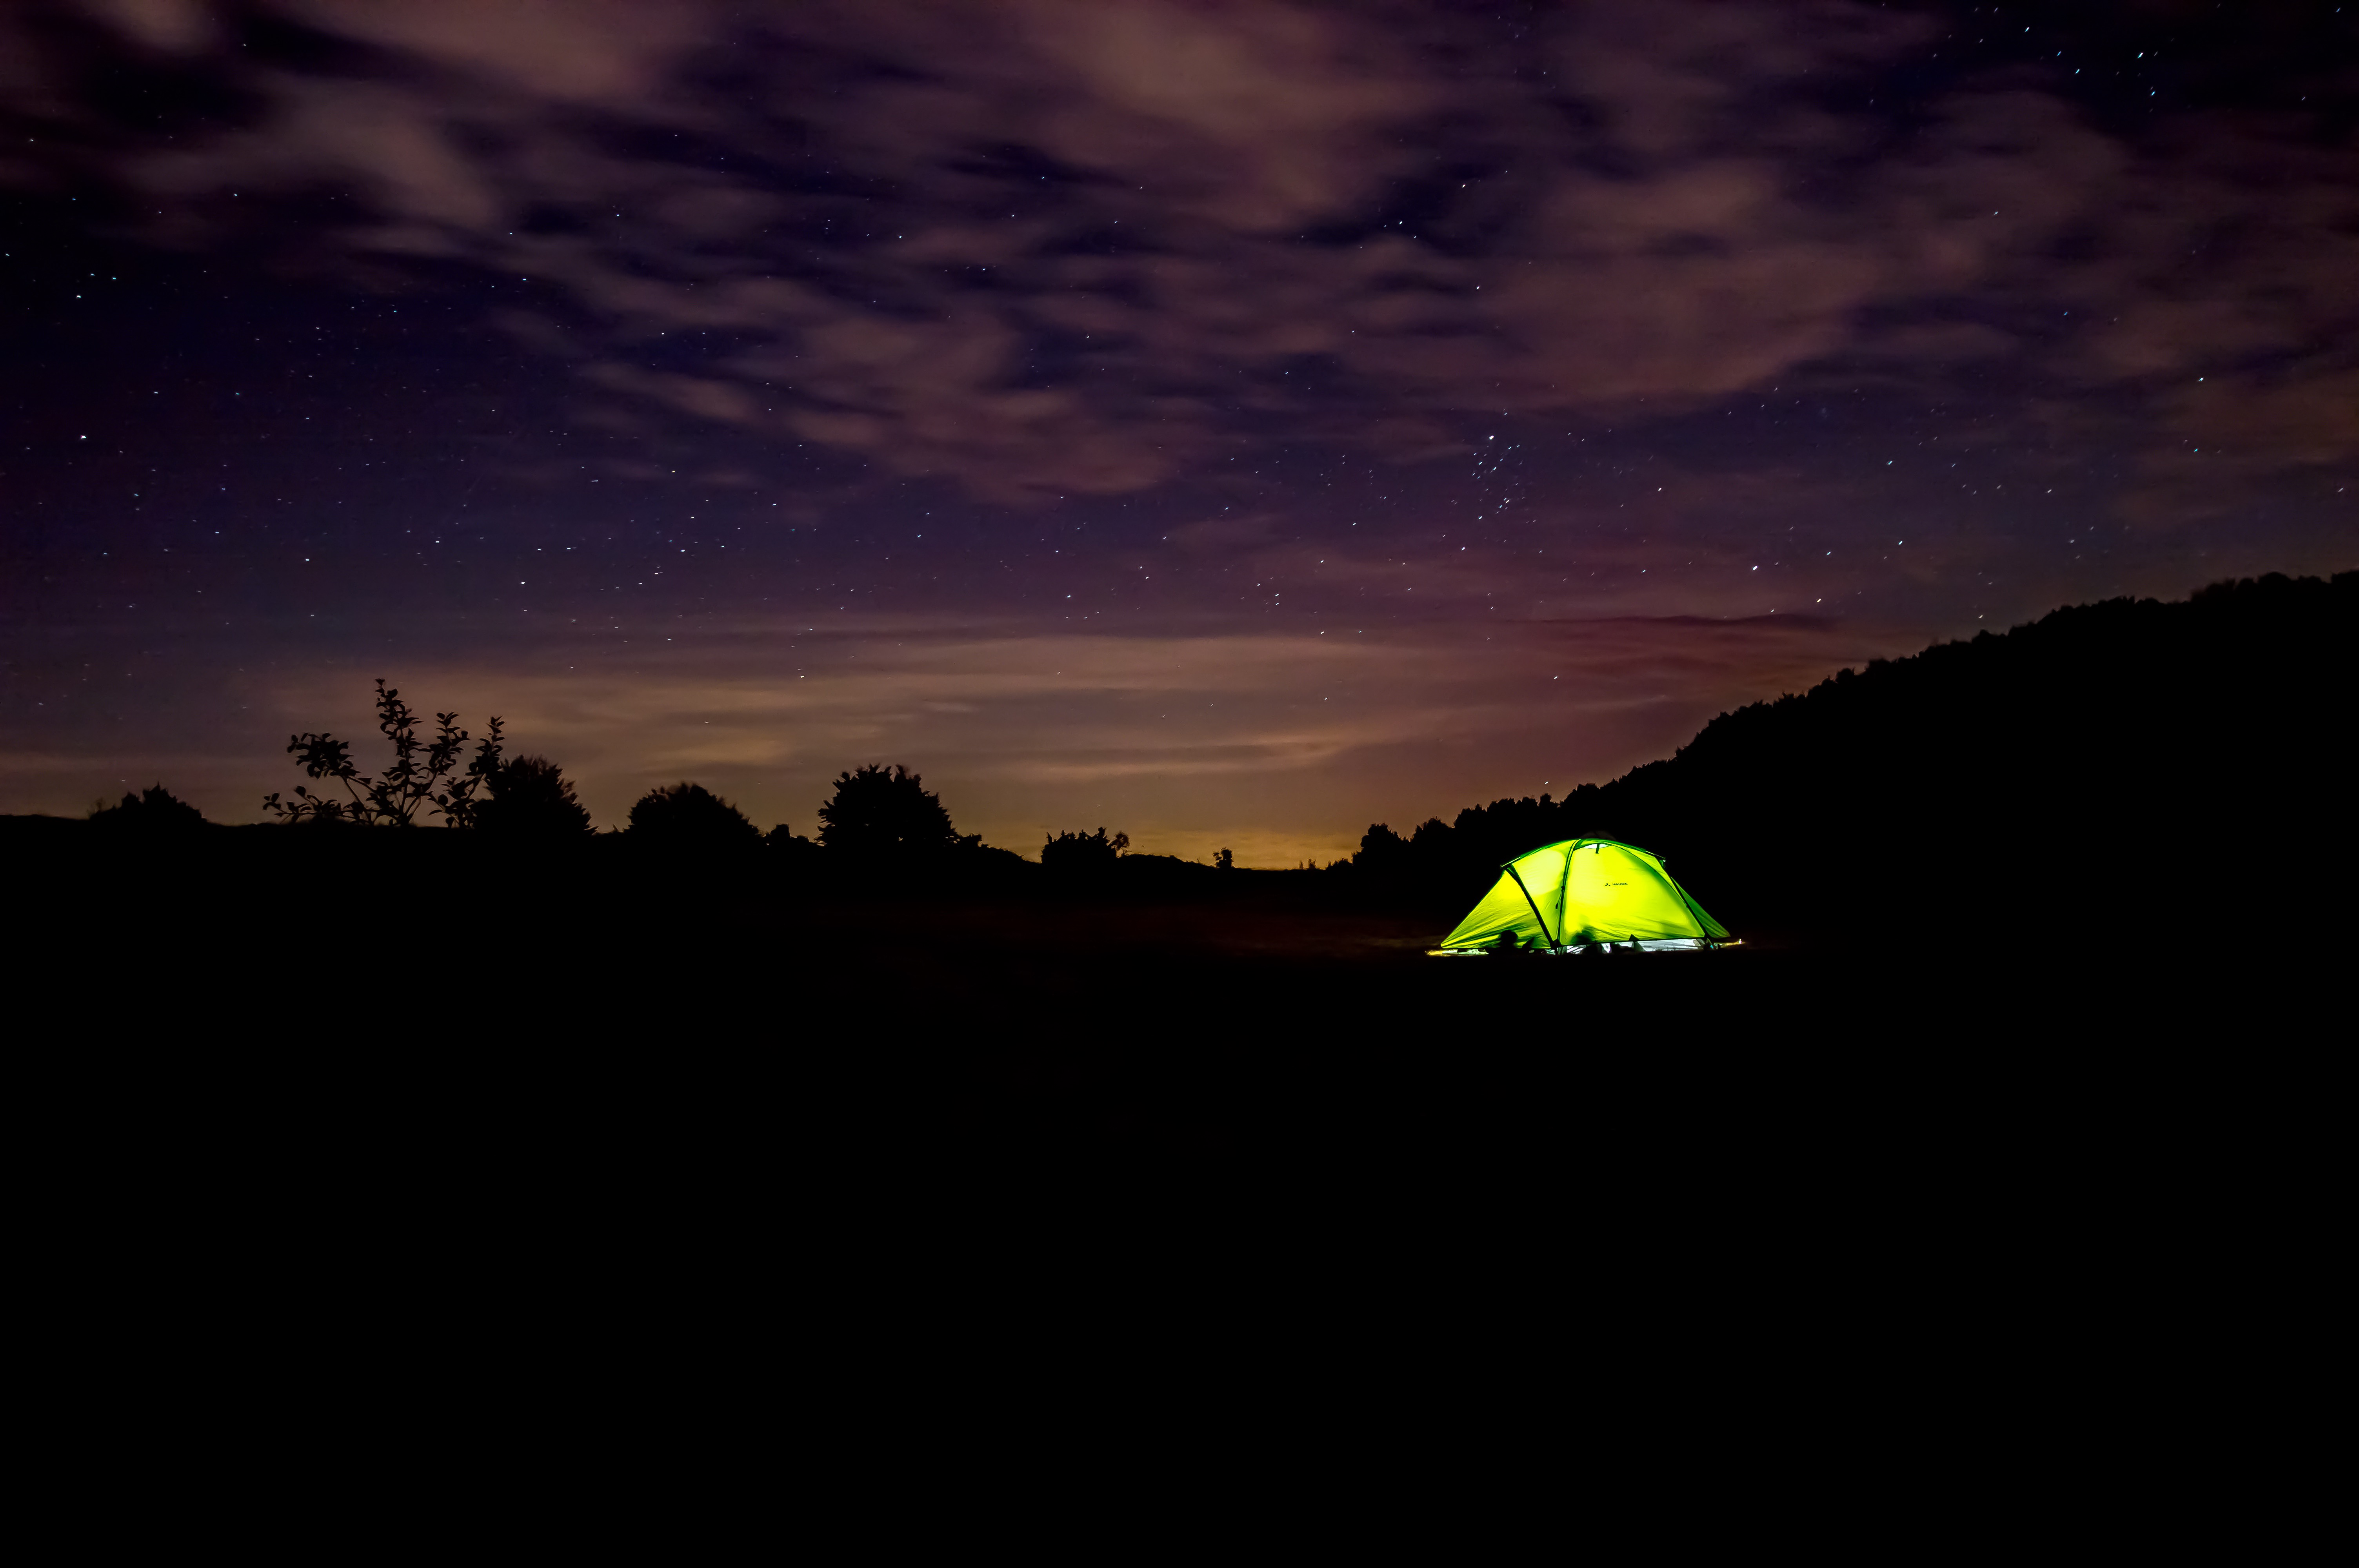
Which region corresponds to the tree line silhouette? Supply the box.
[24,570,2350,942]
[1334,570,2354,941]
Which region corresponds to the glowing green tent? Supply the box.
[1431,838,1733,955]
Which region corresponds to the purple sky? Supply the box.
[4,1,2353,861]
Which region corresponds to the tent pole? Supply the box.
[1559,841,1577,950]
[1504,862,1558,951]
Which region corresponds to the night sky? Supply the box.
[4,1,2353,862]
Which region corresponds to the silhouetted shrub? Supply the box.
[88,784,207,832]
[477,755,592,838]
[816,764,972,858]
[628,782,760,849]
[265,679,503,826]
[1042,827,1127,874]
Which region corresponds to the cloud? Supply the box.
[0,557,1912,862]
[193,609,1877,854]
[276,0,709,104]
[79,0,215,53]
[10,0,2354,507]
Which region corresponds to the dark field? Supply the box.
[13,814,2333,1499]
[13,817,2327,1183]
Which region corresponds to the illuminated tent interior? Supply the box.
[1432,838,1734,955]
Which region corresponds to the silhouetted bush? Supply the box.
[264,679,503,826]
[477,755,592,838]
[628,783,761,850]
[816,764,974,858]
[1042,827,1127,874]
[88,784,207,833]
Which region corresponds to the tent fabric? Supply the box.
[1436,838,1730,952]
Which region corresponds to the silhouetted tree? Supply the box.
[1042,827,1127,873]
[765,822,822,866]
[1214,847,1234,870]
[88,784,207,832]
[477,755,592,838]
[816,764,970,858]
[628,783,761,849]
[264,679,503,826]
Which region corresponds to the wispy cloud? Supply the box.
[216,610,1887,860]
[12,1,2347,503]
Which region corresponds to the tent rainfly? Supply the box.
[1431,838,1734,955]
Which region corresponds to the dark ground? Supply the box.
[6,816,2335,1523]
[10,818,2330,1183]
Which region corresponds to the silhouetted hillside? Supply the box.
[1351,571,2355,942]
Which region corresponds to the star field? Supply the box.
[2,1,2352,861]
